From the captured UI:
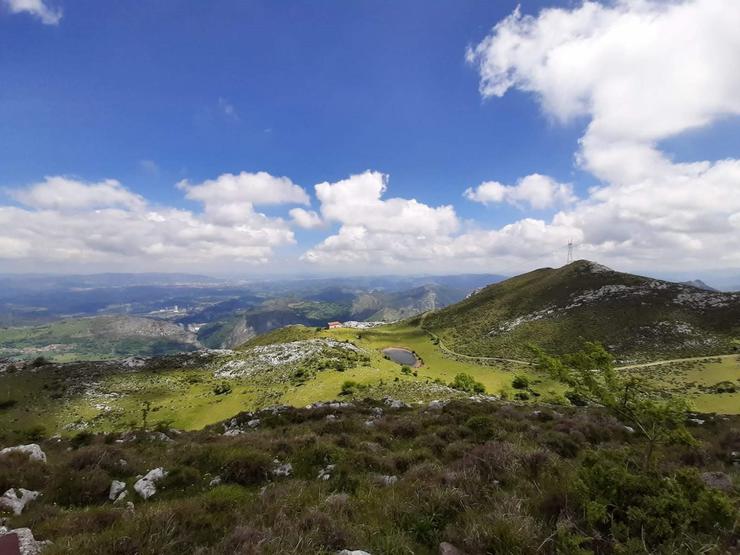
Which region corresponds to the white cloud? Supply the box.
[302,171,582,269]
[0,174,299,268]
[289,208,324,229]
[465,173,576,209]
[177,171,309,226]
[315,171,458,236]
[2,0,61,24]
[464,0,740,271]
[10,176,146,211]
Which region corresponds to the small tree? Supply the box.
[512,375,529,389]
[449,373,485,394]
[531,341,693,469]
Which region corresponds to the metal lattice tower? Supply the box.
[567,239,574,264]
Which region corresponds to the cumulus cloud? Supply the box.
[2,0,62,24]
[315,171,458,236]
[464,0,740,270]
[289,208,324,229]
[10,176,146,211]
[302,171,581,268]
[0,173,305,268]
[465,173,576,209]
[177,171,309,226]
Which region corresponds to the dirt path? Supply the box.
[617,353,738,370]
[418,310,531,366]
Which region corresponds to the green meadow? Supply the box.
[1,322,737,441]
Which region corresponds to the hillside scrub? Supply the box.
[532,341,695,468]
[0,399,736,554]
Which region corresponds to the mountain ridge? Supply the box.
[421,260,740,362]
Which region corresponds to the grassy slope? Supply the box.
[422,260,740,361]
[1,401,737,554]
[2,318,738,440]
[0,323,568,438]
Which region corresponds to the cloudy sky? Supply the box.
[1,0,739,279]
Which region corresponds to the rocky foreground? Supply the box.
[0,398,738,554]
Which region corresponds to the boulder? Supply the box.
[701,471,734,492]
[108,480,126,501]
[0,488,41,516]
[0,445,46,463]
[134,468,168,500]
[439,542,466,555]
[0,527,51,555]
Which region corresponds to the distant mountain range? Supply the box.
[421,260,740,362]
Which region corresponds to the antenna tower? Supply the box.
[567,239,574,264]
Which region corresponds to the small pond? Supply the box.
[382,347,419,366]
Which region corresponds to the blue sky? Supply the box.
[1,0,739,280]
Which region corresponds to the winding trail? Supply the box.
[418,310,531,366]
[616,353,738,370]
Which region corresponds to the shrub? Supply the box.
[213,382,232,395]
[47,466,111,507]
[512,375,529,389]
[513,391,530,401]
[161,465,202,491]
[220,449,272,486]
[449,373,485,394]
[340,380,359,396]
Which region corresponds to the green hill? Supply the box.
[421,260,740,362]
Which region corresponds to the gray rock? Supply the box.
[325,414,337,421]
[0,527,51,555]
[247,418,261,428]
[318,465,336,481]
[209,476,222,487]
[0,488,40,515]
[428,400,447,410]
[383,397,410,409]
[439,542,466,555]
[0,444,46,463]
[379,475,398,486]
[272,460,293,478]
[701,471,734,492]
[134,467,168,499]
[338,551,372,555]
[108,480,126,501]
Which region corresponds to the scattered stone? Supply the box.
[318,465,336,481]
[701,471,734,492]
[149,432,173,443]
[371,407,384,417]
[364,419,376,428]
[133,468,168,500]
[439,542,466,555]
[247,418,261,428]
[108,480,126,501]
[383,397,410,409]
[209,476,222,487]
[113,491,127,504]
[338,551,371,555]
[325,414,337,421]
[0,445,46,463]
[0,489,40,516]
[688,418,705,425]
[0,527,51,555]
[272,460,293,478]
[378,475,397,486]
[428,400,447,410]
[624,426,635,433]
